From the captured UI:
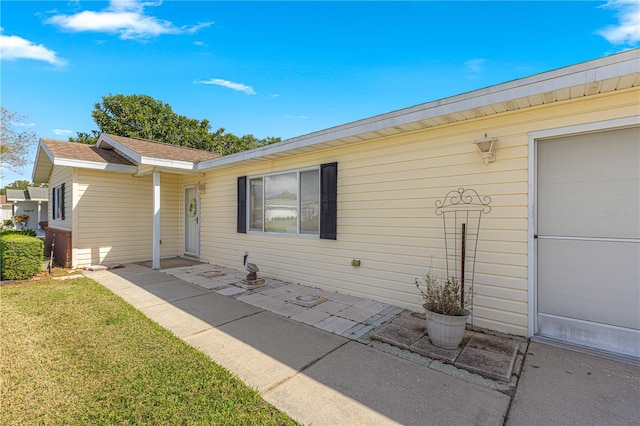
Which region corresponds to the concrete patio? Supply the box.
[156,260,526,392]
[84,258,640,425]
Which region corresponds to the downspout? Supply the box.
[152,170,161,270]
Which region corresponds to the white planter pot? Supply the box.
[423,304,470,349]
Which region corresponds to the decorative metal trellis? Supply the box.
[435,187,492,312]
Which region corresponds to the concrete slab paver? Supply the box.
[315,316,358,334]
[291,309,332,325]
[370,311,426,349]
[336,305,379,323]
[455,333,520,382]
[215,286,246,296]
[411,332,473,363]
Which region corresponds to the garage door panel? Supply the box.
[538,239,640,330]
[537,127,640,184]
[538,179,639,238]
[537,127,640,239]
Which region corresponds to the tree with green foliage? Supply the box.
[70,94,280,155]
[0,107,38,176]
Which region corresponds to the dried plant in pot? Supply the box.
[415,268,471,349]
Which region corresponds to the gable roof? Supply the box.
[97,134,220,168]
[5,187,48,202]
[27,187,48,201]
[5,189,28,202]
[32,134,220,183]
[33,139,137,183]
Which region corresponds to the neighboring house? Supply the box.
[5,187,49,235]
[31,50,639,359]
[1,195,13,224]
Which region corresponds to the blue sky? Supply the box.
[1,1,639,185]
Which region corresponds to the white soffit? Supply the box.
[197,49,640,171]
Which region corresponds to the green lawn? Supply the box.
[0,276,298,425]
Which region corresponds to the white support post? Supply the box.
[152,170,161,270]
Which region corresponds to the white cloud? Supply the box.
[0,30,65,65]
[197,78,256,95]
[284,115,308,120]
[53,129,73,136]
[12,121,36,127]
[465,58,486,73]
[597,1,640,45]
[47,0,212,40]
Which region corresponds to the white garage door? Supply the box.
[536,126,640,359]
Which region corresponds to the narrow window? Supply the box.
[300,169,320,234]
[52,184,65,220]
[249,177,264,231]
[264,172,297,233]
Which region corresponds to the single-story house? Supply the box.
[1,195,13,224]
[5,187,48,235]
[32,49,639,359]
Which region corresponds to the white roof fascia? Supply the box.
[137,156,196,170]
[31,142,51,182]
[196,50,639,171]
[53,157,138,173]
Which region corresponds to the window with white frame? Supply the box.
[52,183,65,220]
[249,169,320,235]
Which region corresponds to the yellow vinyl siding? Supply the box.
[197,87,638,337]
[75,170,180,266]
[48,165,72,231]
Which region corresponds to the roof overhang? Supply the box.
[197,49,640,171]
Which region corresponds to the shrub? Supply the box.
[0,234,44,280]
[1,229,37,237]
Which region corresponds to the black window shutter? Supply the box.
[320,162,337,240]
[60,184,66,220]
[237,176,247,233]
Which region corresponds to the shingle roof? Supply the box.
[103,134,220,163]
[6,189,28,201]
[41,138,135,165]
[27,187,48,200]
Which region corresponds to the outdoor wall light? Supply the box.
[197,182,206,194]
[474,134,497,166]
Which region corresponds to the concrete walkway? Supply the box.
[84,262,640,425]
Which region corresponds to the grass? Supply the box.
[0,275,299,425]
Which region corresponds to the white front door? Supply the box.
[536,127,640,358]
[184,186,200,257]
